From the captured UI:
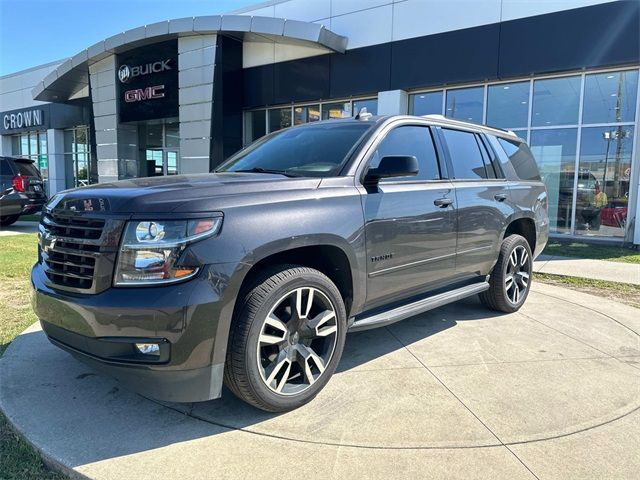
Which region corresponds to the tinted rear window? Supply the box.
[218,122,373,177]
[497,138,541,181]
[15,160,40,177]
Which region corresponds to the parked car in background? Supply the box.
[32,115,548,412]
[0,156,47,226]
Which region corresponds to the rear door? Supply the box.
[438,128,512,278]
[361,123,457,309]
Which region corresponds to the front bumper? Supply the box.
[31,263,236,402]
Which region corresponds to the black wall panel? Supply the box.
[241,1,640,109]
[498,0,640,79]
[390,24,501,90]
[330,43,391,97]
[273,54,331,104]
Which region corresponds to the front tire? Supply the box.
[224,266,347,412]
[480,234,533,313]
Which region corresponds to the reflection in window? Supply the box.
[529,129,578,234]
[322,102,350,120]
[409,91,443,116]
[294,105,320,125]
[532,76,581,126]
[268,107,292,133]
[576,126,634,237]
[352,98,378,116]
[487,82,529,128]
[445,87,484,123]
[582,70,638,124]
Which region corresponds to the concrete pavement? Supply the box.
[1,282,639,480]
[533,254,640,285]
[0,220,38,236]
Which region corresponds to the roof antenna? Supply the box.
[355,107,372,121]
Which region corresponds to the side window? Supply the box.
[476,136,497,179]
[442,128,488,180]
[0,159,14,176]
[370,126,440,181]
[497,137,541,181]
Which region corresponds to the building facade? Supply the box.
[0,0,638,243]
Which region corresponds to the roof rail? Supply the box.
[420,114,518,138]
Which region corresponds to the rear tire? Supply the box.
[0,215,20,227]
[224,265,347,412]
[480,234,533,313]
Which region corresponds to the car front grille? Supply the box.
[40,213,109,291]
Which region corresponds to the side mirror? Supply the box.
[365,155,419,184]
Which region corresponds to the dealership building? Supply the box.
[0,0,638,243]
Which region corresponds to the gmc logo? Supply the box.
[124,85,166,103]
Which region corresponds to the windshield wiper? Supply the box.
[231,167,302,178]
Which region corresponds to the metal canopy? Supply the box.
[32,15,348,103]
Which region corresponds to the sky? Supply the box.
[0,0,259,76]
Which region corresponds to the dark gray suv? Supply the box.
[32,115,548,411]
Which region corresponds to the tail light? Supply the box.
[12,175,26,193]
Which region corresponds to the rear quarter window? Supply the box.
[14,160,40,177]
[497,138,541,181]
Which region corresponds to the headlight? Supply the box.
[114,216,222,286]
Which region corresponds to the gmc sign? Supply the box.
[124,85,166,103]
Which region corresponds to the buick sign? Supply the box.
[118,65,131,83]
[117,60,172,83]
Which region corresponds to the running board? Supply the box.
[349,282,490,332]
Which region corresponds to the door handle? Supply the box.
[434,197,453,208]
[494,193,508,202]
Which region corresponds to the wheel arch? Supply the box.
[502,214,537,253]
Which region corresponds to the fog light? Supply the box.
[135,343,160,356]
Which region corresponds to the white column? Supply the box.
[377,90,409,115]
[178,35,216,174]
[89,55,139,183]
[0,135,11,156]
[46,129,67,195]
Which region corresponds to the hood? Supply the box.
[48,173,323,214]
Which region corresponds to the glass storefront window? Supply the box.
[445,87,484,123]
[486,82,530,128]
[532,76,581,126]
[64,127,91,188]
[11,131,49,194]
[582,70,639,124]
[409,91,443,116]
[352,98,378,116]
[244,110,266,145]
[294,105,320,125]
[575,126,634,237]
[268,107,292,133]
[322,102,350,120]
[530,129,578,234]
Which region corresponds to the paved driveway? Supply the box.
[1,283,639,479]
[0,220,39,236]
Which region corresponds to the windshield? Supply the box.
[216,122,373,177]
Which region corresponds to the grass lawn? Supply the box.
[535,272,640,309]
[0,233,66,480]
[543,240,640,264]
